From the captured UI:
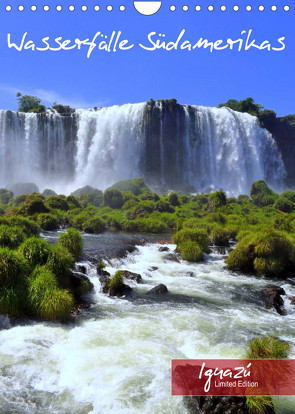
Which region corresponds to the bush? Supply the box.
[28,268,74,321]
[155,199,175,213]
[280,190,295,203]
[178,240,203,262]
[19,237,52,267]
[42,189,57,197]
[44,196,69,211]
[17,93,45,113]
[207,191,227,211]
[66,195,81,209]
[79,193,103,207]
[211,227,230,246]
[110,177,151,196]
[19,195,49,216]
[46,245,75,285]
[250,180,278,207]
[3,216,39,236]
[0,189,13,204]
[0,225,26,248]
[71,185,102,197]
[273,216,292,232]
[103,188,124,209]
[168,192,180,206]
[57,228,83,260]
[82,217,106,234]
[37,213,60,231]
[0,286,26,317]
[274,196,295,213]
[226,230,295,276]
[0,247,29,288]
[173,228,210,252]
[246,336,290,359]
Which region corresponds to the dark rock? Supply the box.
[147,284,168,295]
[77,265,87,274]
[99,275,110,294]
[97,267,111,277]
[183,396,250,414]
[164,253,180,263]
[70,271,94,300]
[159,246,169,252]
[261,286,286,315]
[109,284,132,297]
[120,270,142,283]
[148,266,158,272]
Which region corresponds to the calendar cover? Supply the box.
[0,1,294,413]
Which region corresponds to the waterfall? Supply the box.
[0,103,287,195]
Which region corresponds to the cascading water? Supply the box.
[0,103,287,195]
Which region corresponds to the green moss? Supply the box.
[280,190,295,203]
[173,228,210,253]
[19,237,52,267]
[0,225,26,249]
[57,228,83,260]
[108,271,125,290]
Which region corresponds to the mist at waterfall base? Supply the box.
[0,103,286,196]
[1,235,295,414]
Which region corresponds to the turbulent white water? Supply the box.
[0,242,295,414]
[0,104,287,195]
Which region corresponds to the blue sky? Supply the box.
[0,2,294,115]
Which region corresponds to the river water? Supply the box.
[0,233,295,414]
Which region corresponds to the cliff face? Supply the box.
[266,116,295,188]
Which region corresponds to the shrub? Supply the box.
[280,190,295,203]
[226,230,295,276]
[155,199,175,213]
[82,217,106,234]
[0,225,26,249]
[104,188,124,209]
[168,192,180,206]
[19,237,52,267]
[46,245,75,285]
[211,227,230,246]
[0,286,26,317]
[71,185,102,197]
[0,189,13,205]
[57,228,83,260]
[110,177,151,195]
[274,196,295,213]
[207,190,227,211]
[0,247,29,288]
[79,193,103,207]
[37,213,60,231]
[273,216,292,232]
[250,180,278,207]
[42,189,57,197]
[66,195,81,209]
[129,201,155,218]
[19,195,49,216]
[4,216,39,236]
[173,228,210,252]
[68,211,92,229]
[44,195,69,211]
[139,192,160,201]
[28,268,74,320]
[246,336,290,359]
[178,240,203,262]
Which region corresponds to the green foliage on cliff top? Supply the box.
[110,177,151,196]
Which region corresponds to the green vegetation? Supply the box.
[173,228,210,262]
[250,180,278,207]
[110,177,151,196]
[108,271,125,291]
[57,228,83,260]
[16,93,46,113]
[245,336,290,414]
[103,188,124,209]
